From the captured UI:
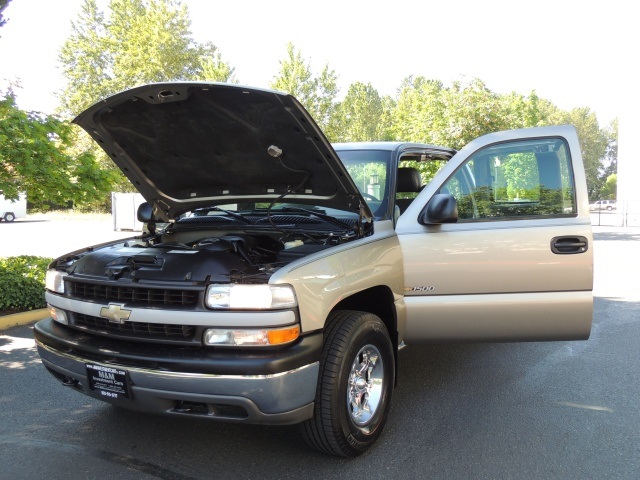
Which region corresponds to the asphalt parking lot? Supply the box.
[1,218,639,479]
[0,213,135,259]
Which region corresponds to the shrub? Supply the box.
[0,256,53,311]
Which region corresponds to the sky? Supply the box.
[0,0,635,126]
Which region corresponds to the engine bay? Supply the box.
[52,210,367,285]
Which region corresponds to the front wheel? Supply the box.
[300,310,395,457]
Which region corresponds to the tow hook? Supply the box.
[62,377,80,387]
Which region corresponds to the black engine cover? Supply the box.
[70,244,252,283]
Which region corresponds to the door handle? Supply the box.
[550,236,589,254]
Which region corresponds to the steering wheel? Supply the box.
[360,192,379,202]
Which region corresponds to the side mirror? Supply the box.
[137,202,154,222]
[137,202,157,235]
[419,194,458,225]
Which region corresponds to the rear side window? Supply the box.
[441,138,575,221]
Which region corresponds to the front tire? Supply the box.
[300,310,394,457]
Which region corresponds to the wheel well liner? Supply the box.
[332,286,398,351]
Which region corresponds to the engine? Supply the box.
[57,232,332,285]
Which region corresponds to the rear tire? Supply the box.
[4,212,15,222]
[300,310,394,457]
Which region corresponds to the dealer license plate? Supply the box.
[86,363,131,400]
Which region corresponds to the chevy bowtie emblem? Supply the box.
[100,303,132,324]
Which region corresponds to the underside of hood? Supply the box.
[74,83,370,221]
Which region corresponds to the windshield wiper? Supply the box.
[191,206,252,224]
[277,206,355,230]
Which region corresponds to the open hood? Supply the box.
[74,83,371,221]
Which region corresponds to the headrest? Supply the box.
[397,168,422,193]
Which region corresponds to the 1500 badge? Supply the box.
[405,286,435,292]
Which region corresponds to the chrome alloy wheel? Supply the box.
[347,344,384,428]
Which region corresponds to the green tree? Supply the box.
[270,43,339,134]
[549,107,607,199]
[390,76,447,143]
[0,89,118,209]
[378,95,397,141]
[333,82,386,142]
[601,118,618,178]
[600,173,617,200]
[497,90,549,129]
[390,77,515,148]
[590,118,618,200]
[58,0,112,118]
[438,78,513,149]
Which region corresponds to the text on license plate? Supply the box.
[86,363,130,399]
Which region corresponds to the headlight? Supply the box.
[203,325,300,346]
[45,270,67,294]
[205,284,297,310]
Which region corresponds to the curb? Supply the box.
[0,308,49,331]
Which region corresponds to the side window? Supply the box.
[396,156,448,213]
[441,138,575,221]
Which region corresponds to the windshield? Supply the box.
[176,149,392,221]
[335,149,392,219]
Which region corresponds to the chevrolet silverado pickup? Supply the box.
[34,83,593,457]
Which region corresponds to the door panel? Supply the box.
[401,222,593,296]
[396,126,593,343]
[404,291,592,342]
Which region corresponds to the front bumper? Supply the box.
[34,318,321,425]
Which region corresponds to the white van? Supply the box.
[0,192,27,222]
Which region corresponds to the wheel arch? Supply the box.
[331,286,399,379]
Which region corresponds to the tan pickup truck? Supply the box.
[35,83,593,457]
